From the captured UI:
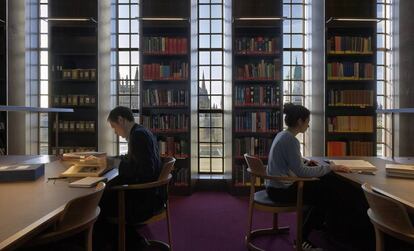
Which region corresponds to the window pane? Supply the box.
[211,51,222,64]
[199,51,210,65]
[211,35,222,48]
[199,5,210,18]
[199,35,210,48]
[119,35,130,48]
[199,20,210,33]
[199,113,211,127]
[199,158,211,172]
[211,5,221,18]
[200,128,211,142]
[211,158,223,172]
[211,20,222,33]
[118,20,130,33]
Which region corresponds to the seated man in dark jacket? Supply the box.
[96,106,164,250]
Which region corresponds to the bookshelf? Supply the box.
[140,0,191,194]
[48,0,98,155]
[325,0,377,157]
[0,0,6,155]
[232,0,283,194]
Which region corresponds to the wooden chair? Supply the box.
[110,157,176,251]
[243,154,318,251]
[362,183,414,251]
[25,182,106,251]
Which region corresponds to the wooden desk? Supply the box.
[0,155,118,251]
[312,156,414,211]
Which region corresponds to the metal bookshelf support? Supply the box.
[0,106,73,153]
[376,108,414,159]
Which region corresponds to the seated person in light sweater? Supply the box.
[266,103,350,251]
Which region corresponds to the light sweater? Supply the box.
[266,130,331,188]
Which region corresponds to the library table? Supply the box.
[0,155,118,251]
[311,156,414,211]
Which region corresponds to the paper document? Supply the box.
[330,159,377,172]
[69,176,107,188]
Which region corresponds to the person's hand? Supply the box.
[306,159,319,166]
[330,164,351,173]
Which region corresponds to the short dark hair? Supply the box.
[107,106,134,123]
[283,103,310,128]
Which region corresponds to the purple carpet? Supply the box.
[139,191,336,251]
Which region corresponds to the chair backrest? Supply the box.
[158,157,176,181]
[56,182,106,230]
[243,153,267,177]
[362,183,414,235]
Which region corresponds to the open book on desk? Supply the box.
[386,164,414,179]
[329,159,377,173]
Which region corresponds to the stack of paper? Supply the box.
[330,159,377,172]
[386,164,414,179]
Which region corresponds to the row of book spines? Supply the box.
[158,138,188,157]
[327,62,374,79]
[234,137,273,157]
[53,121,95,132]
[327,141,374,156]
[233,164,262,186]
[142,89,188,106]
[236,60,281,80]
[234,37,279,54]
[235,112,280,132]
[142,114,189,131]
[235,86,280,106]
[52,147,96,155]
[143,62,189,80]
[327,36,372,54]
[53,66,96,80]
[327,116,374,133]
[327,89,374,107]
[53,95,96,106]
[173,167,190,186]
[143,37,187,54]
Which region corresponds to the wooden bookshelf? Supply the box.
[325,0,377,157]
[48,0,98,155]
[231,0,283,194]
[0,0,6,155]
[140,0,191,195]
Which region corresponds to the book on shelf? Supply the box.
[327,62,374,80]
[327,116,373,133]
[235,111,280,132]
[236,59,281,80]
[235,85,280,106]
[143,37,187,54]
[158,137,188,157]
[142,114,189,131]
[234,137,273,157]
[143,88,188,107]
[327,89,373,107]
[327,141,347,156]
[385,164,414,179]
[328,159,377,172]
[143,61,188,80]
[327,36,372,54]
[235,36,279,54]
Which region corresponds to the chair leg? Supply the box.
[85,226,93,251]
[166,202,173,251]
[246,201,254,242]
[296,210,303,251]
[374,227,384,251]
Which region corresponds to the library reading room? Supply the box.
[1,0,414,251]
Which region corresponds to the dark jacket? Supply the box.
[108,123,164,223]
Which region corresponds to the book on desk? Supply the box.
[329,159,377,173]
[0,164,45,182]
[386,164,414,179]
[60,151,111,178]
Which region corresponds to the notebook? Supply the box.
[69,176,107,188]
[330,159,377,172]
